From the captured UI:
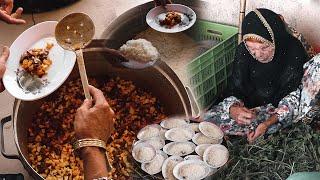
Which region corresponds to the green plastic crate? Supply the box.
[186,20,238,109]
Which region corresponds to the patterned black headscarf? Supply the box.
[226,8,308,108]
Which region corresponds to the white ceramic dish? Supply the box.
[137,124,162,140]
[141,150,168,175]
[3,21,76,101]
[162,155,184,180]
[184,155,202,161]
[160,117,188,129]
[173,160,210,180]
[146,4,196,33]
[203,144,229,168]
[165,127,195,142]
[192,132,222,145]
[134,137,165,150]
[163,141,196,156]
[199,122,224,139]
[195,144,211,157]
[132,142,157,163]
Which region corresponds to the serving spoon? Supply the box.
[55,12,94,100]
[55,12,113,171]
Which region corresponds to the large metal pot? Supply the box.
[101,0,205,116]
[0,40,192,179]
[101,0,206,48]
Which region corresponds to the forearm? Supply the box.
[262,114,278,128]
[81,147,108,180]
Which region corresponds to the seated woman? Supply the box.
[201,8,309,140]
[247,53,320,142]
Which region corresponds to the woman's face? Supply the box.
[245,40,275,63]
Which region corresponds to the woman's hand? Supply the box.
[0,46,9,92]
[247,123,268,143]
[230,105,256,125]
[0,0,26,24]
[74,85,115,142]
[154,0,172,6]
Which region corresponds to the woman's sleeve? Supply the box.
[275,87,302,126]
[203,96,242,122]
[221,96,242,114]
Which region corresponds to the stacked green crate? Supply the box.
[186,20,238,109]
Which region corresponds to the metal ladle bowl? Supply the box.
[55,13,94,100]
[55,13,94,51]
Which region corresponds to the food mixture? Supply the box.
[159,11,182,28]
[20,43,53,78]
[27,77,167,179]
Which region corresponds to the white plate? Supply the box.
[132,142,157,163]
[203,144,229,168]
[163,141,196,156]
[146,4,196,33]
[173,160,211,180]
[165,127,195,142]
[199,122,224,139]
[137,124,162,140]
[141,150,168,175]
[160,117,188,129]
[3,21,76,101]
[162,155,183,180]
[184,155,202,161]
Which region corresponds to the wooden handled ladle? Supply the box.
[55,12,113,171]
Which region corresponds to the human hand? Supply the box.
[74,85,115,142]
[0,46,9,92]
[247,123,268,143]
[229,105,256,125]
[0,0,26,24]
[154,0,172,6]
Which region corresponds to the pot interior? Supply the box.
[13,39,191,178]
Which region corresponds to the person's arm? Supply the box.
[248,88,302,143]
[74,85,115,180]
[81,147,108,179]
[224,44,256,124]
[0,46,9,92]
[0,0,26,24]
[262,114,278,127]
